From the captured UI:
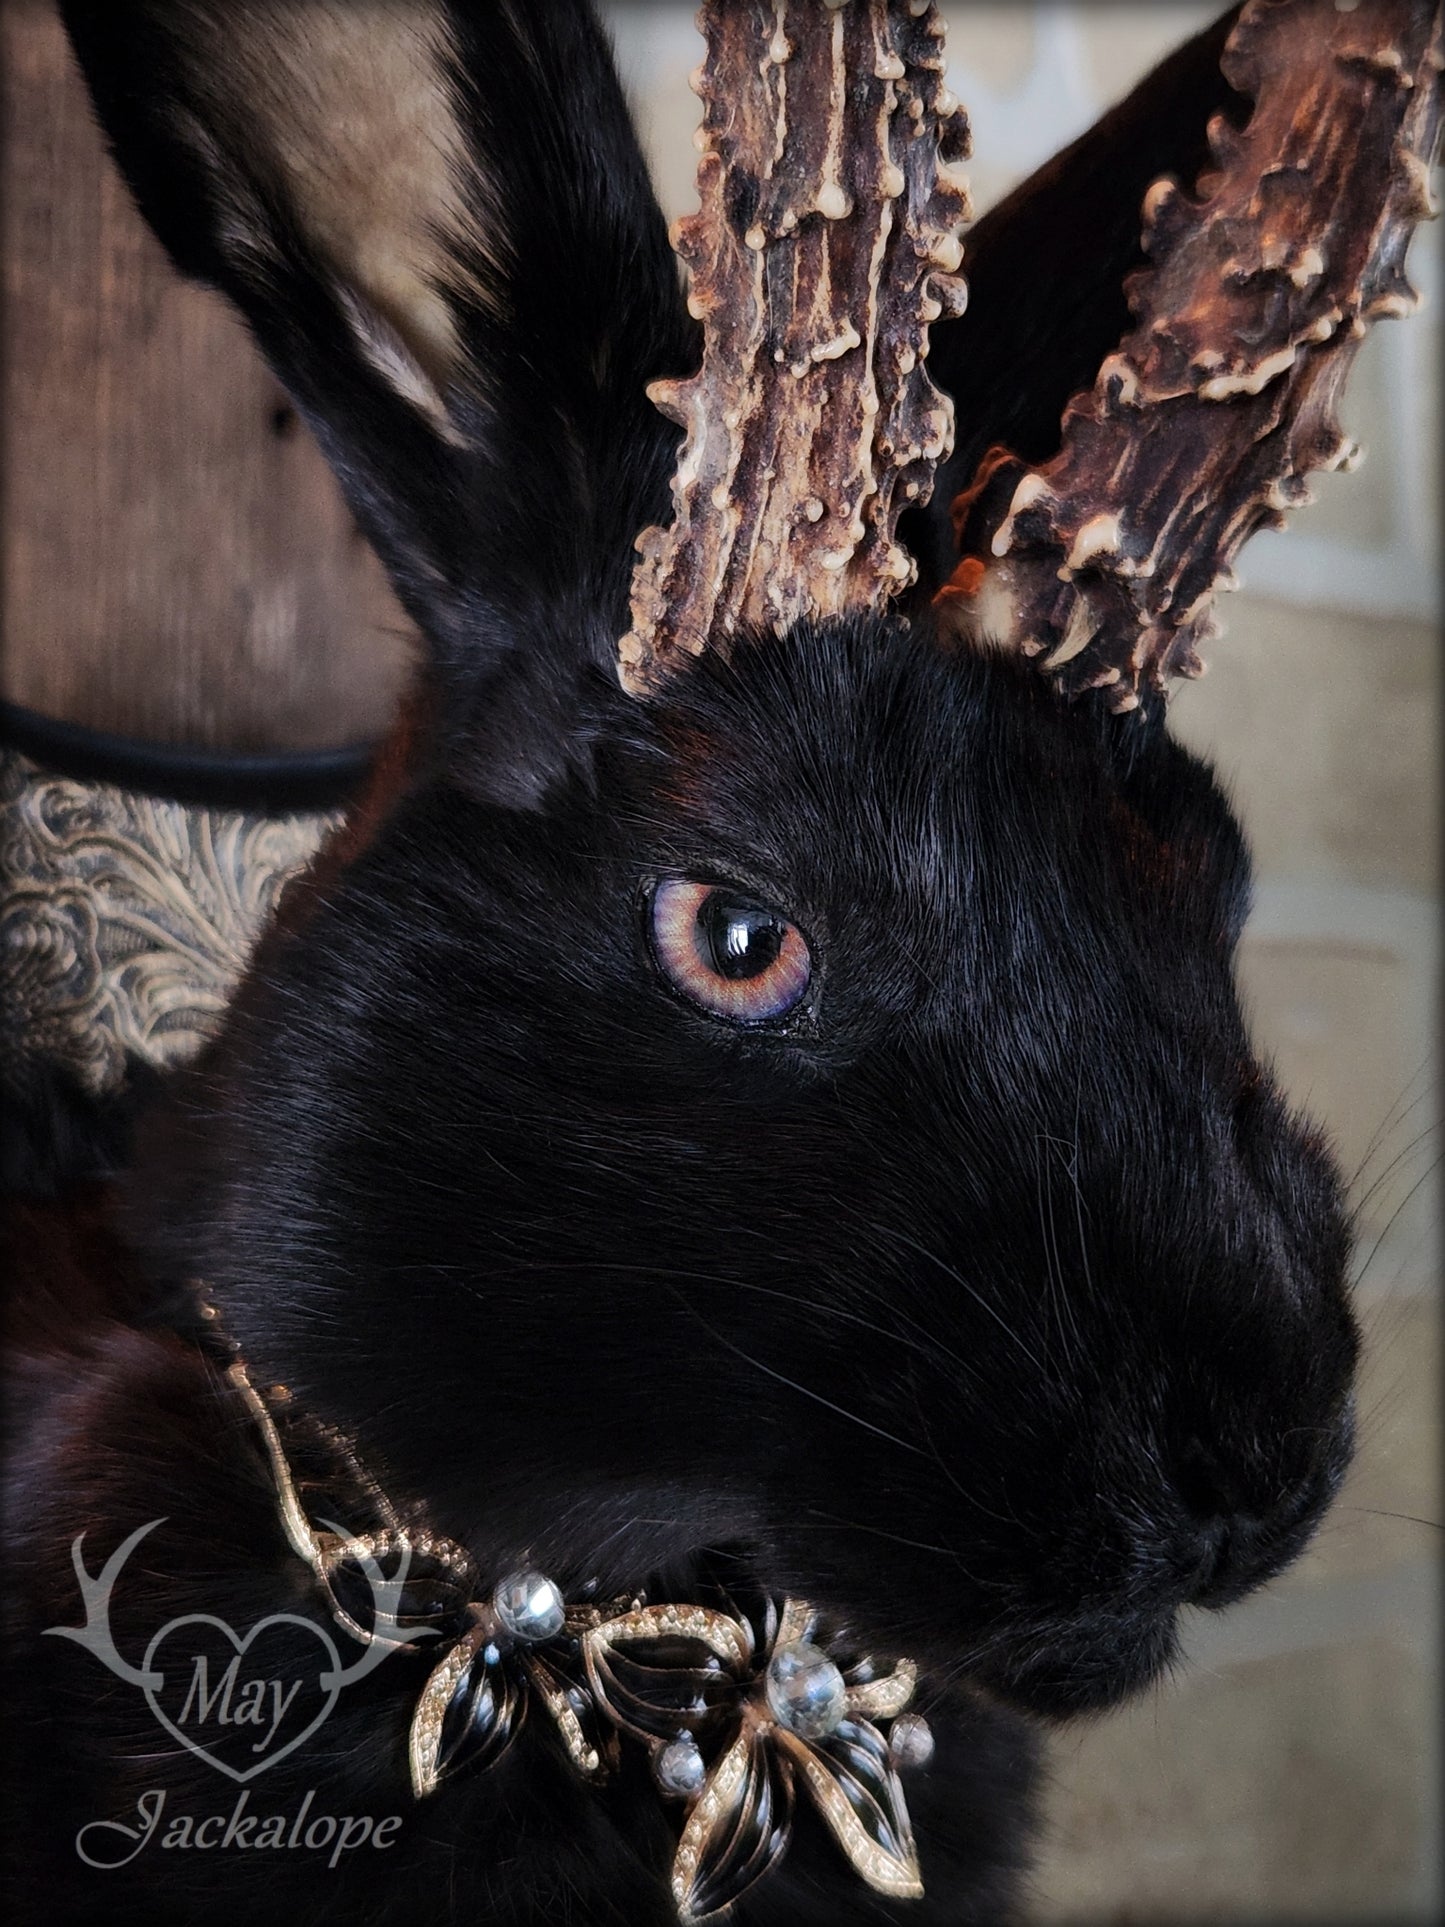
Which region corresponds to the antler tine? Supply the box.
[618,0,971,697]
[937,0,1444,712]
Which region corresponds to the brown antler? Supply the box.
[937,0,1443,711]
[618,0,971,697]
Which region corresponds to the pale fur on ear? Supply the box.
[63,0,698,758]
[166,0,501,434]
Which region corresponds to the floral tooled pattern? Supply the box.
[0,749,339,1093]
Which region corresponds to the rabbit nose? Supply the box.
[1168,1438,1325,1609]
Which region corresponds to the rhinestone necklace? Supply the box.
[210,1328,934,1921]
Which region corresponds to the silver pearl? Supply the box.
[888,1712,934,1770]
[764,1639,847,1741]
[492,1569,566,1643]
[653,1732,707,1799]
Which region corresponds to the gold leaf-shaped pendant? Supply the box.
[671,1723,795,1923]
[409,1625,523,1798]
[585,1601,753,1746]
[588,1602,754,1670]
[776,1716,923,1899]
[519,1646,615,1782]
[584,1639,743,1746]
[844,1655,917,1722]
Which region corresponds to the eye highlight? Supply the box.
[649,880,812,1025]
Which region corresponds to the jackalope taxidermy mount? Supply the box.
[5,1,1440,1923]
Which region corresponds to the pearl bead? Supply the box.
[765,1639,847,1740]
[888,1712,934,1770]
[653,1732,707,1798]
[492,1569,566,1643]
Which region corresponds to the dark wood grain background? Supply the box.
[1,0,417,751]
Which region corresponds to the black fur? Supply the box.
[7,6,1358,1923]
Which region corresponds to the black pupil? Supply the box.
[697,894,785,981]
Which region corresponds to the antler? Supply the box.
[618,0,971,696]
[937,0,1444,711]
[43,1522,164,1688]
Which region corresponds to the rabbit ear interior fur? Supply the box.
[61,0,697,802]
[148,1,496,434]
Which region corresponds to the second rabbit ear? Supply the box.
[61,0,695,700]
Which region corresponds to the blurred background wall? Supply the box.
[4,3,1437,1919]
[1,0,416,748]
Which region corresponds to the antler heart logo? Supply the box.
[143,1613,344,1783]
[45,1520,421,1783]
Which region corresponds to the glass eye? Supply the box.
[649,880,812,1024]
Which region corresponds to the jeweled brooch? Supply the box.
[227,1353,933,1921]
[412,1573,929,1920]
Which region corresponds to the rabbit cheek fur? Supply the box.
[130,614,1359,1724]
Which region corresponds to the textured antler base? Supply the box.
[619,0,970,696]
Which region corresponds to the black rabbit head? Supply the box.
[64,0,1362,1721]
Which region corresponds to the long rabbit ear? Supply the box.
[905,10,1243,599]
[60,0,695,758]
